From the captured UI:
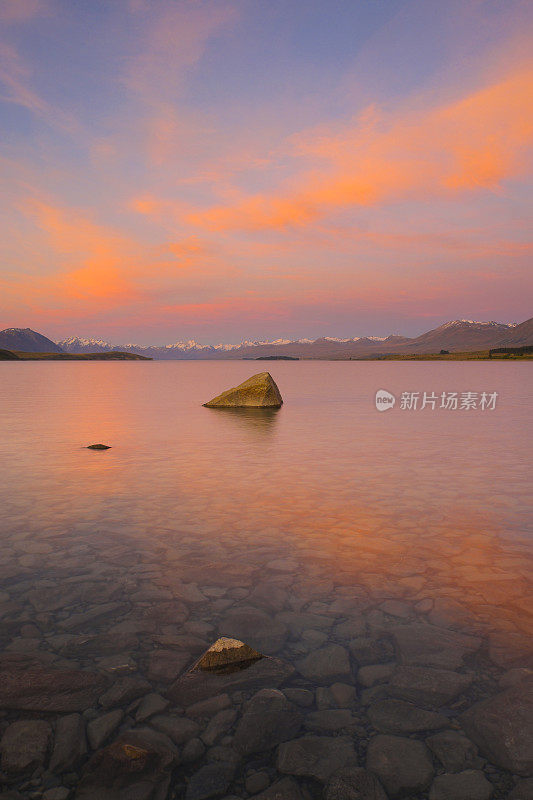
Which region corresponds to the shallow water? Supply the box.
[0,361,532,798]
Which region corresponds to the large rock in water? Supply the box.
[203,372,283,408]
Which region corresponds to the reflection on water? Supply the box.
[203,405,281,437]
[0,361,531,645]
[0,361,531,797]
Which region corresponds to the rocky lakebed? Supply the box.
[0,539,531,800]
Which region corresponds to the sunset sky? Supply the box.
[1,0,532,344]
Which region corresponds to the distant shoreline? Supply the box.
[0,349,151,361]
[1,348,531,362]
[355,348,533,361]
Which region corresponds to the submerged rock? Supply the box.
[0,658,109,712]
[367,698,448,734]
[324,767,388,800]
[220,607,287,654]
[185,759,237,800]
[429,770,493,800]
[76,728,177,800]
[366,734,434,797]
[193,637,263,673]
[426,730,481,773]
[460,675,533,775]
[49,713,87,773]
[233,688,303,754]
[255,777,305,799]
[507,777,533,799]
[0,719,52,774]
[277,735,358,783]
[203,372,283,408]
[99,676,151,709]
[86,443,111,450]
[391,623,481,669]
[388,665,472,708]
[167,650,294,707]
[87,709,124,750]
[295,644,352,684]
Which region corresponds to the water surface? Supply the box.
[0,361,531,797]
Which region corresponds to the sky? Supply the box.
[0,0,532,344]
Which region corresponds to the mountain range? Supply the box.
[1,317,532,359]
[0,327,63,353]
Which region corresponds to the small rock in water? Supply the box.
[193,637,263,673]
[203,372,283,408]
[86,443,111,449]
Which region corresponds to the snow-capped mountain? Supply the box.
[58,337,116,353]
[54,317,529,359]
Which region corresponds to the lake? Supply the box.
[0,361,531,799]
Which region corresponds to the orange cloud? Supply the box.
[186,63,533,232]
[22,199,139,302]
[9,197,238,320]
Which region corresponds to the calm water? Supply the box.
[1,361,531,642]
[0,361,532,797]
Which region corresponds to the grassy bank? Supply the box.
[362,349,533,361]
[0,350,152,360]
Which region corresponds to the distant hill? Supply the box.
[0,328,63,353]
[8,316,532,360]
[494,317,533,347]
[0,348,19,360]
[398,320,516,353]
[10,350,151,361]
